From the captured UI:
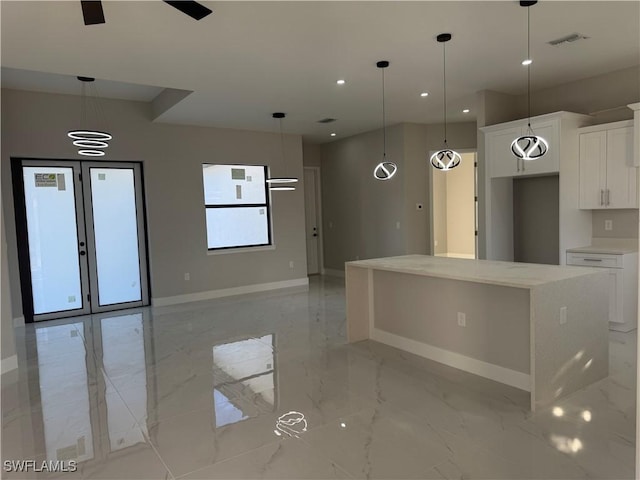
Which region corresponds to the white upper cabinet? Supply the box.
[484,116,559,179]
[578,121,638,209]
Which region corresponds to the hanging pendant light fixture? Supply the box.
[67,76,112,156]
[430,34,461,171]
[373,61,397,181]
[511,1,548,161]
[267,112,298,191]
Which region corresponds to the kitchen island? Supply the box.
[346,255,610,411]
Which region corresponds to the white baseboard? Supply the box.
[371,328,531,392]
[1,355,18,375]
[322,268,345,278]
[152,278,309,307]
[13,316,25,327]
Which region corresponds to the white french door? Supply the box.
[17,159,149,322]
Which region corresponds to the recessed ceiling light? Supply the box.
[463,109,470,113]
[336,79,346,85]
[522,59,533,66]
[420,92,429,97]
[330,133,337,137]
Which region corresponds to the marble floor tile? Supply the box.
[2,275,637,479]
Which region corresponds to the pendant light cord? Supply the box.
[279,118,285,170]
[527,4,531,130]
[382,66,386,159]
[443,41,447,145]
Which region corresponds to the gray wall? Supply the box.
[1,88,308,319]
[592,210,639,239]
[521,66,640,124]
[513,175,560,265]
[1,207,16,362]
[302,143,321,167]
[320,122,476,270]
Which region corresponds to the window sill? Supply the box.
[207,245,276,256]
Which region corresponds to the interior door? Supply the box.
[20,161,91,321]
[15,159,149,322]
[303,168,320,275]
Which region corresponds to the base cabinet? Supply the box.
[567,251,638,332]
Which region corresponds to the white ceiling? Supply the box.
[1,1,638,144]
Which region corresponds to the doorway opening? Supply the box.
[431,151,478,259]
[12,158,150,322]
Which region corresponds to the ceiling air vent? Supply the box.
[317,118,337,124]
[548,33,590,46]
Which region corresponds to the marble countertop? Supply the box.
[346,255,605,289]
[566,238,638,255]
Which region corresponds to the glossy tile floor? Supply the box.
[2,275,636,479]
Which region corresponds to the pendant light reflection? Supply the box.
[430,33,461,171]
[512,1,548,162]
[68,77,112,156]
[268,112,298,191]
[373,60,397,181]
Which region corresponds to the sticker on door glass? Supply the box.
[236,185,242,199]
[98,173,106,180]
[231,168,246,180]
[35,173,57,187]
[57,174,66,191]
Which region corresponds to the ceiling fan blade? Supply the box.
[80,1,105,25]
[163,1,212,21]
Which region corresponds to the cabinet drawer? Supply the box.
[566,252,623,268]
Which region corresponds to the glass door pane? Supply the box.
[83,163,148,312]
[22,164,89,318]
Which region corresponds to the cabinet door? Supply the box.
[579,131,607,209]
[608,269,623,324]
[487,126,521,178]
[519,120,559,176]
[605,127,638,208]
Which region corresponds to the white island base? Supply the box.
[346,255,610,411]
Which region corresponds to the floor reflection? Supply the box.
[213,334,276,428]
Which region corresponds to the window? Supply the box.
[202,164,271,250]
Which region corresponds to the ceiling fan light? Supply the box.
[511,135,548,160]
[430,149,462,171]
[68,130,112,141]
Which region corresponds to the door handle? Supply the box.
[606,189,610,206]
[600,189,604,206]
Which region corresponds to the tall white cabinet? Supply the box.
[481,111,593,265]
[578,121,638,209]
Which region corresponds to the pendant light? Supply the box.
[373,61,397,181]
[267,112,298,191]
[511,1,548,161]
[67,76,112,156]
[430,34,461,171]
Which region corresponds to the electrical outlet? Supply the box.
[457,312,466,327]
[184,273,190,281]
[396,221,401,230]
[604,220,613,231]
[560,306,567,325]
[289,261,294,269]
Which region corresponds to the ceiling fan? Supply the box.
[80,1,212,25]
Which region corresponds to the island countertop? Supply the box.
[346,254,602,289]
